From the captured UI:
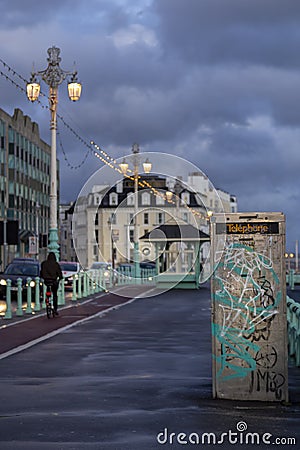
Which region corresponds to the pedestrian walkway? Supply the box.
[0,286,299,449]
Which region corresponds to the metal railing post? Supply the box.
[58,279,65,306]
[26,278,32,314]
[78,272,82,299]
[83,271,87,297]
[72,274,77,301]
[16,278,23,316]
[34,277,41,312]
[42,284,46,309]
[4,279,12,319]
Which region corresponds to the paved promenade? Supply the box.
[0,284,299,449]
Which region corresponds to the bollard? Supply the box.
[90,272,94,294]
[83,272,87,297]
[58,279,64,306]
[86,272,90,296]
[87,272,91,296]
[287,296,300,366]
[16,278,23,316]
[42,284,46,309]
[34,277,41,312]
[99,269,104,289]
[94,270,98,293]
[26,278,32,314]
[295,307,300,366]
[72,274,77,301]
[78,272,82,299]
[4,280,12,319]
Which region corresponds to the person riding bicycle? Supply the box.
[40,252,63,315]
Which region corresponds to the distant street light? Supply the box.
[107,217,115,272]
[285,252,295,271]
[26,46,82,259]
[119,143,152,279]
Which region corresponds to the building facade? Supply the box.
[59,202,77,262]
[0,107,56,266]
[71,173,238,269]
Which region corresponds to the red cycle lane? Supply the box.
[0,285,155,358]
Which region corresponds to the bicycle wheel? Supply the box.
[46,303,52,319]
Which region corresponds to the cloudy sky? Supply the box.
[0,0,299,249]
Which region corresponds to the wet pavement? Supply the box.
[0,285,299,449]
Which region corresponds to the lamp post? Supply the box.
[285,252,295,272]
[119,143,152,279]
[107,217,115,271]
[26,46,82,259]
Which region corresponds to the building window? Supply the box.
[181,192,190,205]
[127,193,134,206]
[144,213,149,224]
[141,192,151,206]
[129,229,134,242]
[110,212,116,224]
[109,192,118,206]
[8,194,14,208]
[157,212,164,224]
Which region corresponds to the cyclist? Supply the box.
[40,252,63,315]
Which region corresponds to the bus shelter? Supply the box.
[140,220,210,289]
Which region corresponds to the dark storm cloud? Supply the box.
[153,0,300,68]
[0,0,76,26]
[0,0,299,247]
[0,0,129,29]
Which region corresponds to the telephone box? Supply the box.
[211,212,288,402]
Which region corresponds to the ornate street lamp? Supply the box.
[119,143,152,280]
[26,46,82,259]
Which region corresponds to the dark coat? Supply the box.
[40,252,63,281]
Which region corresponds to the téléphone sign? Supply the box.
[216,221,279,235]
[211,212,288,402]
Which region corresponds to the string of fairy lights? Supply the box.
[91,141,207,220]
[0,57,208,221]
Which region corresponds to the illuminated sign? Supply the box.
[216,222,279,235]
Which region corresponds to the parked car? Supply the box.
[59,261,81,289]
[117,263,134,273]
[90,262,112,272]
[140,261,156,270]
[89,262,112,285]
[0,258,41,301]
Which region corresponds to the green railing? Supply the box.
[286,269,300,290]
[287,295,300,366]
[1,267,156,320]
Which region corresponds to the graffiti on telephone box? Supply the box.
[211,213,288,402]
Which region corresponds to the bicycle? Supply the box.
[44,282,55,319]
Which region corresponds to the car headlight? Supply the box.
[26,281,36,287]
[0,279,7,286]
[104,271,109,277]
